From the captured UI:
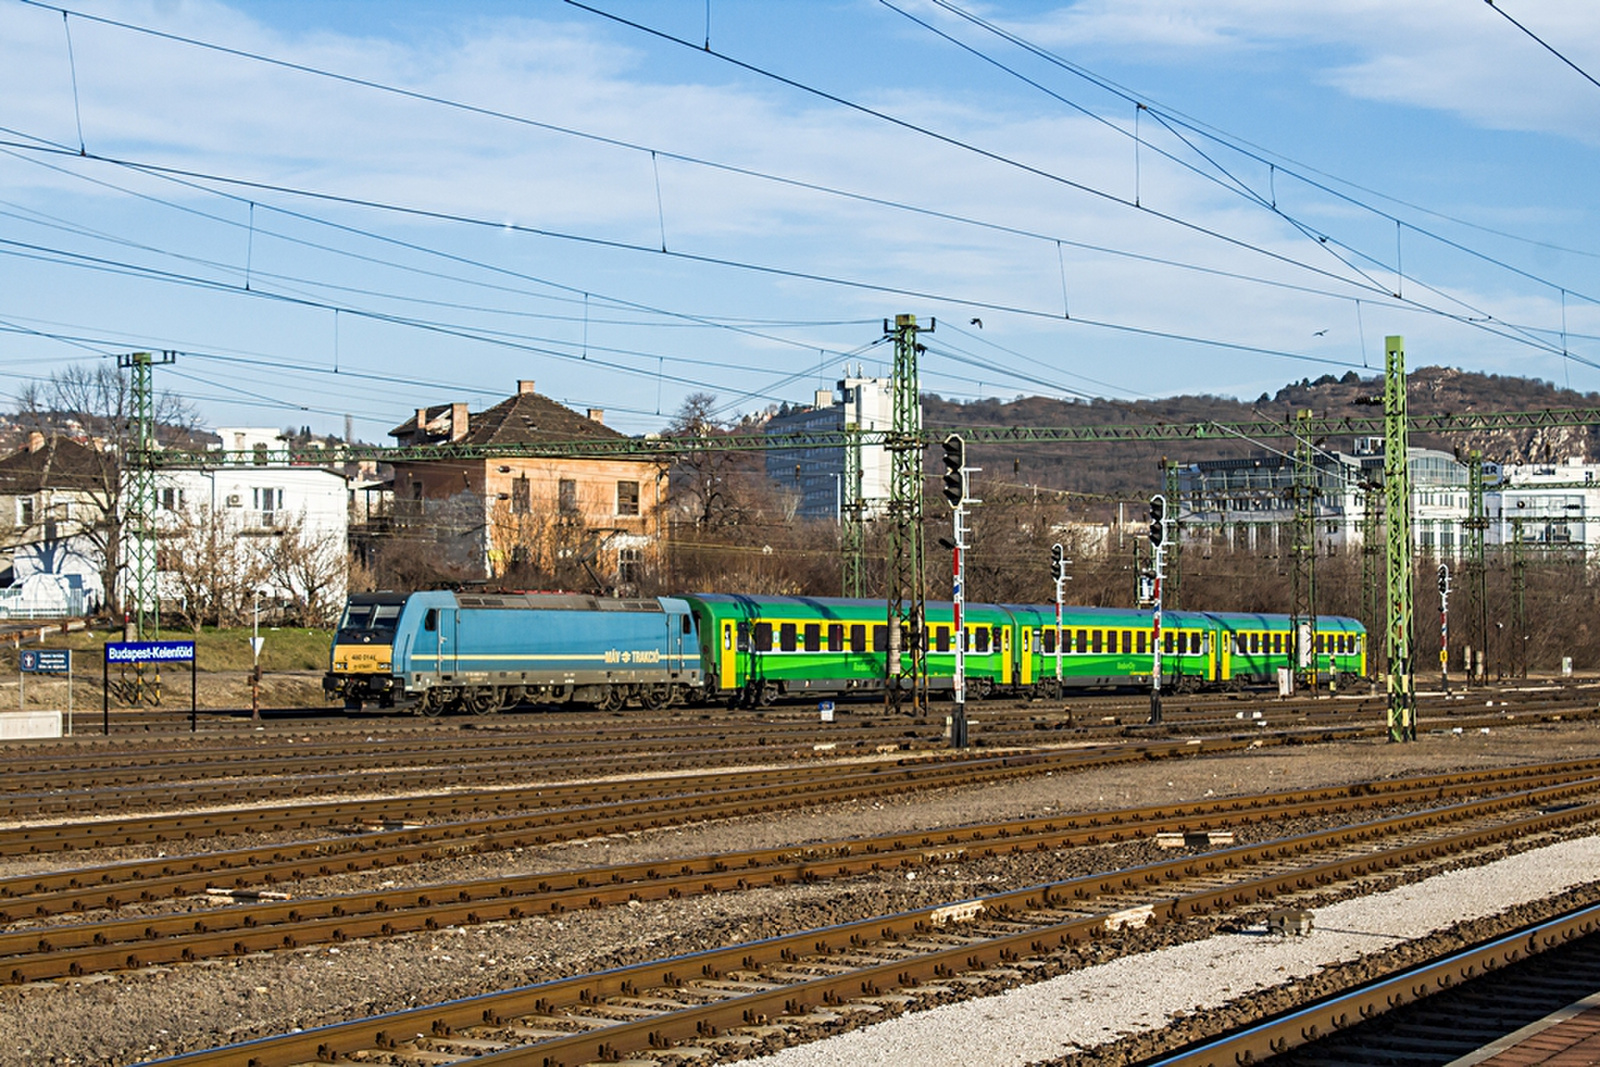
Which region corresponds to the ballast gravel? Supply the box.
[746,833,1600,1066]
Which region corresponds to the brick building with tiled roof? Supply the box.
[387,381,664,589]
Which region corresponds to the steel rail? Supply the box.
[10,767,1600,983]
[141,784,1600,1067]
[9,695,1590,820]
[12,751,1600,927]
[1142,902,1600,1066]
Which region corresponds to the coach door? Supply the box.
[422,606,457,680]
[721,620,739,690]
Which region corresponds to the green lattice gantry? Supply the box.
[147,408,1600,468]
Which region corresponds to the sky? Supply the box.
[0,0,1596,443]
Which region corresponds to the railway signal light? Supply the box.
[941,434,966,508]
[1050,543,1064,580]
[1149,495,1166,546]
[1437,563,1449,596]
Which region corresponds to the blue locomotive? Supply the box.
[326,590,1366,715]
[326,590,699,715]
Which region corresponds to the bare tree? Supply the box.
[265,511,347,626]
[16,364,198,615]
[157,504,269,631]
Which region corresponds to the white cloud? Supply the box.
[1011,0,1600,143]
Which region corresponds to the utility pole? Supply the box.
[840,420,865,598]
[940,434,974,747]
[1148,493,1168,725]
[1510,516,1528,678]
[1163,460,1182,609]
[1438,563,1450,693]
[1463,449,1489,684]
[884,314,929,712]
[1360,472,1385,682]
[1050,542,1070,696]
[1289,408,1319,690]
[1384,336,1416,742]
[119,351,175,641]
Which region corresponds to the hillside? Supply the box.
[924,366,1600,507]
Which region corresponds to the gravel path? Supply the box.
[745,834,1600,1066]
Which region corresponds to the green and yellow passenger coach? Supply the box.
[682,594,1366,706]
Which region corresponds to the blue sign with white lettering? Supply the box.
[105,641,195,664]
[19,649,71,674]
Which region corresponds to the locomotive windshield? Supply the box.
[335,595,406,645]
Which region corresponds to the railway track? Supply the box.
[1142,900,1600,1067]
[137,775,1600,1066]
[5,687,1591,819]
[5,761,1600,984]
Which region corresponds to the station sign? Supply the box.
[19,649,71,674]
[105,641,196,664]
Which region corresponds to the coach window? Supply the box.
[803,623,821,652]
[753,622,773,652]
[827,623,844,653]
[1138,631,1149,654]
[872,625,888,653]
[1075,629,1086,653]
[1041,628,1056,654]
[973,627,990,654]
[1163,631,1174,654]
[851,625,867,653]
[779,623,797,652]
[1272,632,1283,654]
[935,626,950,653]
[1090,630,1102,654]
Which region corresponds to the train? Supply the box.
[325,590,1368,715]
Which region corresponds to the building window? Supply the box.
[16,497,34,526]
[253,487,284,512]
[618,546,641,585]
[616,480,640,516]
[558,478,577,514]
[511,476,530,515]
[159,487,184,511]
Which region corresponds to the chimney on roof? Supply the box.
[26,431,44,453]
[814,389,834,409]
[449,403,469,441]
[414,408,429,441]
[587,408,605,425]
[518,380,536,395]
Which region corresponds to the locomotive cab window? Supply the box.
[422,608,438,632]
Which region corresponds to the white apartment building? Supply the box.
[764,372,896,522]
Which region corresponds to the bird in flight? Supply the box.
[1313,329,1328,336]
